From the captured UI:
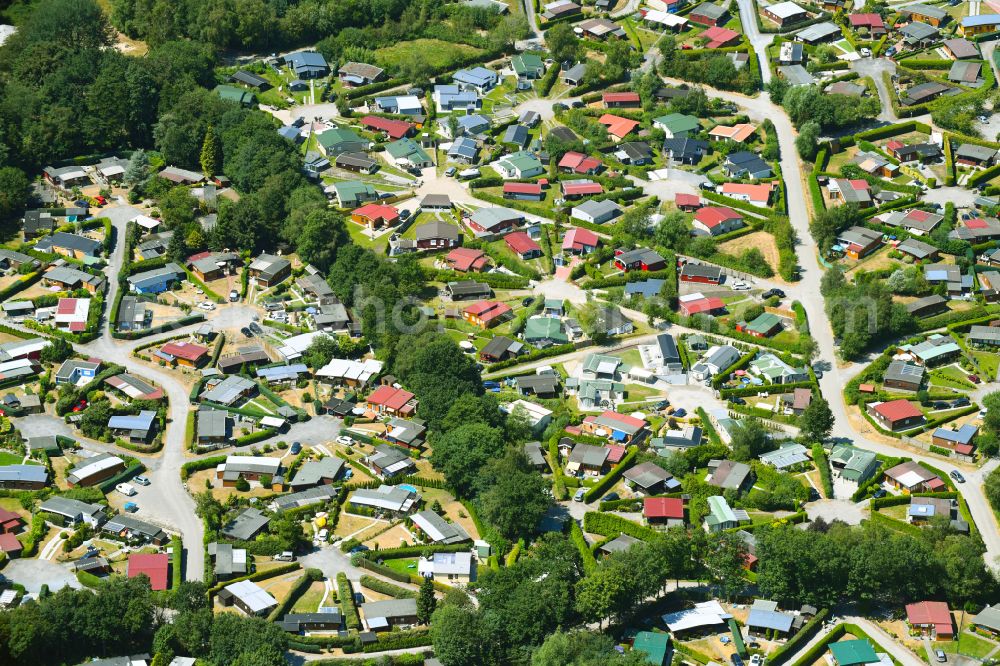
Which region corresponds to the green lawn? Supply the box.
[375,39,484,73]
[383,557,420,576]
[933,632,997,659]
[971,351,999,380]
[623,383,660,402]
[291,581,327,613]
[0,450,22,465]
[929,364,976,390]
[614,348,643,368]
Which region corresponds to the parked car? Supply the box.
[953,397,971,407]
[860,47,871,57]
[134,475,150,486]
[317,529,329,541]
[654,400,670,411]
[336,435,354,446]
[730,397,746,405]
[445,167,457,177]
[731,654,745,666]
[521,296,534,307]
[950,470,966,483]
[674,408,687,417]
[574,488,586,502]
[290,441,302,454]
[240,327,253,338]
[699,181,716,191]
[198,301,215,311]
[124,502,139,513]
[604,492,620,502]
[935,650,947,663]
[762,288,785,299]
[274,551,296,562]
[349,544,370,554]
[116,483,137,497]
[399,209,411,220]
[265,302,283,312]
[750,655,764,666]
[885,46,897,56]
[229,289,239,302]
[968,374,981,384]
[872,488,887,499]
[483,380,501,390]
[249,322,263,335]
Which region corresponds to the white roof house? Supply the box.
[223,579,278,615]
[277,331,329,361]
[349,485,419,513]
[316,358,384,385]
[418,551,476,579]
[662,600,733,632]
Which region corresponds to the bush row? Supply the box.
[359,574,416,599]
[583,446,637,503]
[337,572,361,631]
[582,510,658,541]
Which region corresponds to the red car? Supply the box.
[72,399,88,412]
[968,375,981,384]
[93,195,107,206]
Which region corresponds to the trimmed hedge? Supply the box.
[360,574,416,599]
[812,444,834,499]
[768,608,830,666]
[267,568,324,621]
[337,572,361,631]
[170,536,183,589]
[583,446,637,503]
[570,519,597,574]
[181,455,226,480]
[582,510,658,541]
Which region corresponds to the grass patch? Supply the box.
[971,351,999,380]
[382,557,420,577]
[375,39,484,72]
[929,365,976,390]
[0,451,23,465]
[932,632,997,659]
[291,580,327,613]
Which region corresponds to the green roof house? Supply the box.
[543,299,565,316]
[332,181,378,208]
[524,316,568,347]
[512,54,546,79]
[653,113,701,139]
[738,312,783,338]
[830,640,879,666]
[317,127,371,156]
[704,495,750,532]
[633,631,672,666]
[495,150,544,179]
[829,444,879,484]
[750,353,809,385]
[215,85,256,107]
[386,137,433,167]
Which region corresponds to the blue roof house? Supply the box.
[108,410,157,442]
[453,67,498,93]
[433,85,481,112]
[126,263,185,294]
[278,126,304,144]
[283,51,329,79]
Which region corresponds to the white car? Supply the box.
[194,288,204,295]
[336,435,354,446]
[317,528,329,541]
[859,47,871,57]
[116,483,137,497]
[197,301,215,311]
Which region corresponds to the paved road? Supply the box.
[735,0,775,84]
[850,57,899,122]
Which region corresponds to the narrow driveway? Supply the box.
[736,0,775,84]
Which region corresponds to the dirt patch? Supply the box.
[364,523,414,549]
[333,513,379,539]
[717,231,782,275]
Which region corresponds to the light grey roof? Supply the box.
[360,597,418,622]
[197,409,229,439]
[202,375,256,405]
[104,514,165,541]
[777,65,815,86]
[569,442,610,467]
[273,484,339,511]
[796,21,841,42]
[415,221,459,242]
[885,360,925,385]
[289,457,345,488]
[524,441,547,467]
[708,460,752,490]
[221,507,270,540]
[573,199,622,218]
[411,509,470,544]
[0,464,48,484]
[39,497,103,520]
[623,461,673,489]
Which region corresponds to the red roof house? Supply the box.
[159,341,209,367]
[603,91,641,108]
[675,193,701,211]
[0,509,23,534]
[562,180,604,198]
[868,399,925,431]
[906,601,954,638]
[504,232,542,259]
[563,227,600,254]
[558,151,603,175]
[643,497,686,524]
[693,206,744,236]
[605,444,627,464]
[503,182,544,200]
[598,114,640,140]
[679,295,726,317]
[702,26,741,48]
[849,13,886,34]
[366,385,417,416]
[127,553,169,591]
[360,115,414,139]
[351,203,400,229]
[445,247,489,272]
[0,532,22,555]
[463,300,513,328]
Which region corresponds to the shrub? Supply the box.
[338,572,361,630]
[582,511,658,541]
[359,575,416,599]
